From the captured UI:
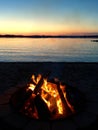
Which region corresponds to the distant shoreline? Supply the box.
[0,34,98,38]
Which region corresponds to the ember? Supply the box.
[10,73,85,120]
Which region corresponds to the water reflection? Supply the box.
[0,38,98,62]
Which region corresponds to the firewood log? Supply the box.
[34,71,51,94]
[56,81,71,115]
[34,94,51,120]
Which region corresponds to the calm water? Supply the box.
[0,38,98,62]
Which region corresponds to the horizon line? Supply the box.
[0,34,98,38]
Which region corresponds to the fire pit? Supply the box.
[10,73,85,121]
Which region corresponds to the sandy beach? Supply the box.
[0,62,98,130]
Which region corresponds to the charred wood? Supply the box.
[34,94,51,120]
[56,81,71,114]
[34,71,51,94]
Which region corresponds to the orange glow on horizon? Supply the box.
[0,30,98,36]
[0,19,98,36]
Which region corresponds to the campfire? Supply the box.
[10,73,85,120]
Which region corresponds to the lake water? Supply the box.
[0,38,98,62]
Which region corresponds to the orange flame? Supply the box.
[28,74,74,118]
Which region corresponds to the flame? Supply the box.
[28,84,36,91]
[57,98,63,114]
[31,74,41,84]
[28,74,41,91]
[64,92,75,113]
[41,80,64,115]
[27,74,75,119]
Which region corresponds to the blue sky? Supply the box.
[0,0,98,35]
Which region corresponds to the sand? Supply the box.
[0,62,98,130]
[0,62,98,92]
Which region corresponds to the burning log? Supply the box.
[41,89,57,114]
[34,94,51,120]
[56,81,71,115]
[33,72,51,95]
[33,75,44,94]
[29,75,37,86]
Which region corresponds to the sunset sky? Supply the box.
[0,0,98,35]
